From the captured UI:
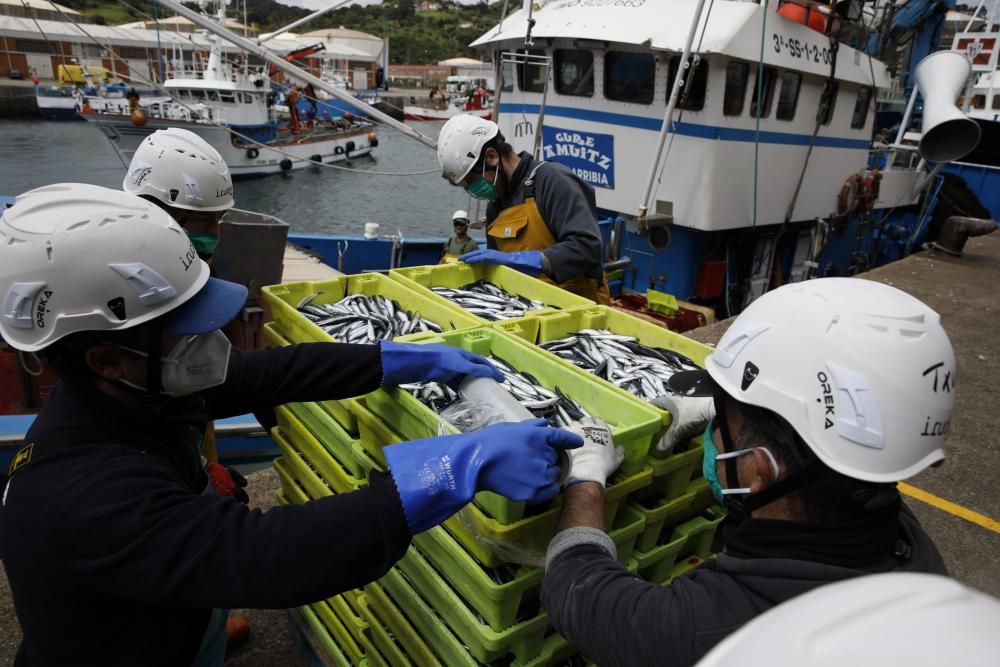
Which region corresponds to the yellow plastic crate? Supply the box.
[274,407,370,493]
[262,272,482,345]
[390,263,595,339]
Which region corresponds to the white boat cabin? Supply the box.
[474,0,908,232]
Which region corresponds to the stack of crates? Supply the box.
[261,267,726,665]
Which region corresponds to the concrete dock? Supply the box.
[1,237,998,664]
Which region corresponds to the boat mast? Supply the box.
[154,0,438,149]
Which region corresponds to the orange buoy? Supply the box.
[778,3,827,32]
[131,109,147,126]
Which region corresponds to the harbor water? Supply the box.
[0,118,487,241]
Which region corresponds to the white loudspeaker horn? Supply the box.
[915,51,982,163]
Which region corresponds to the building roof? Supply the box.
[0,0,80,15]
[299,26,381,42]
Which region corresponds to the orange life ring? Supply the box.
[837,173,863,216]
[861,170,882,212]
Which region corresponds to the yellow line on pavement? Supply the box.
[899,482,1000,534]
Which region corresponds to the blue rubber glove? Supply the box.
[384,418,583,534]
[459,249,544,277]
[380,341,503,388]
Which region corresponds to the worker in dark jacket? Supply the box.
[542,278,955,667]
[437,115,610,304]
[0,184,585,666]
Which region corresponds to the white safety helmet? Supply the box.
[123,128,235,212]
[702,278,954,482]
[696,573,1000,667]
[437,114,499,185]
[452,210,470,224]
[0,183,246,352]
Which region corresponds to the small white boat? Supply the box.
[80,3,376,177]
[404,92,492,121]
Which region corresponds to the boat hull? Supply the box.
[80,113,374,177]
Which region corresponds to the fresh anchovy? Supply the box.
[430,280,552,321]
[402,354,592,429]
[539,329,700,403]
[297,294,444,343]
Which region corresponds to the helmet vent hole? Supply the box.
[45,241,53,262]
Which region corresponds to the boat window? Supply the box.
[191,89,206,100]
[723,62,750,116]
[605,51,655,104]
[555,49,594,97]
[993,95,1000,110]
[775,71,801,121]
[220,92,235,103]
[666,56,708,111]
[501,60,514,93]
[749,66,777,118]
[972,94,986,109]
[818,80,837,125]
[242,92,253,104]
[206,90,220,102]
[851,87,872,129]
[517,49,548,93]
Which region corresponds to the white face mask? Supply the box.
[119,330,231,397]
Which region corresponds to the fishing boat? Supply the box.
[78,3,378,176]
[35,81,168,120]
[403,93,494,121]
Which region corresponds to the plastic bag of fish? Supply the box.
[430,281,551,322]
[400,356,591,429]
[297,293,444,344]
[539,329,701,403]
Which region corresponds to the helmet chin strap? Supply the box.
[713,389,822,521]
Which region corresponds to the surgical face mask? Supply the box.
[702,418,781,505]
[187,231,220,258]
[119,330,231,397]
[465,155,500,201]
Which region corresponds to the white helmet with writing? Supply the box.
[704,278,955,482]
[437,114,499,185]
[123,128,235,212]
[0,183,246,352]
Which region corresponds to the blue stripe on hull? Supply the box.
[498,103,870,150]
[37,108,81,120]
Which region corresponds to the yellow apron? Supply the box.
[488,189,611,305]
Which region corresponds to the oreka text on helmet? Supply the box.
[817,370,835,429]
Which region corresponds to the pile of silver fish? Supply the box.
[297,293,444,344]
[430,281,549,321]
[539,329,701,402]
[400,356,591,429]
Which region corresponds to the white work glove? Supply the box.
[563,417,624,488]
[650,394,716,455]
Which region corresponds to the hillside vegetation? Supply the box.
[58,0,505,64]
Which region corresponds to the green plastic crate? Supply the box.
[647,288,679,316]
[635,439,705,503]
[274,407,371,493]
[352,593,418,667]
[394,546,550,664]
[443,465,653,568]
[262,321,358,435]
[263,272,482,343]
[297,605,353,667]
[372,570,479,667]
[609,501,647,565]
[363,581,446,667]
[281,401,367,478]
[310,599,366,666]
[368,327,661,481]
[630,491,697,552]
[413,525,544,633]
[494,305,713,442]
[675,478,723,525]
[631,533,687,584]
[389,263,595,336]
[273,458,310,506]
[272,428,334,500]
[632,512,725,584]
[348,396,403,468]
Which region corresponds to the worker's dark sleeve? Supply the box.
[542,529,699,667]
[202,343,383,420]
[47,453,411,609]
[533,165,604,283]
